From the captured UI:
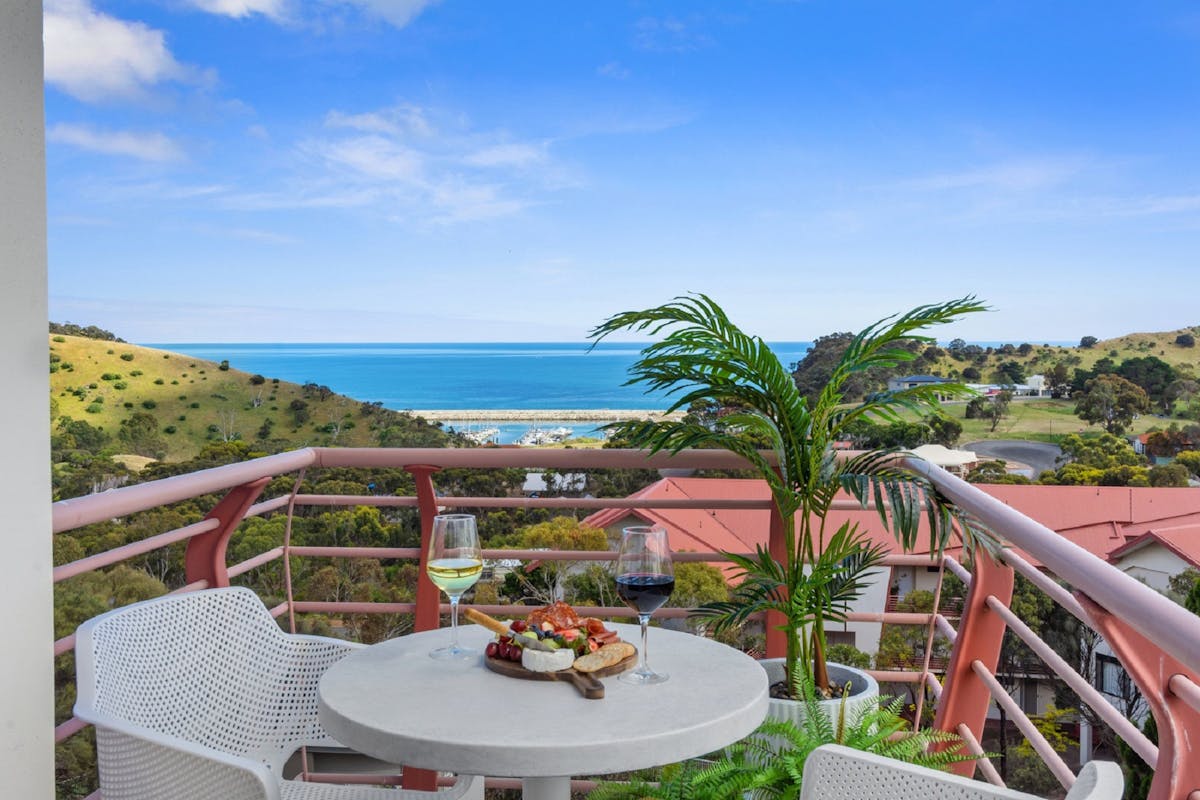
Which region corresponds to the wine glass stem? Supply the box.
[638,613,650,673]
[449,594,461,648]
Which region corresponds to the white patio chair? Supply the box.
[800,744,1122,800]
[74,587,479,800]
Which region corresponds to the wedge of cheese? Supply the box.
[521,646,575,672]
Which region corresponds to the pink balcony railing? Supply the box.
[51,447,1200,800]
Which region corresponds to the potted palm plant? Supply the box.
[589,294,996,708]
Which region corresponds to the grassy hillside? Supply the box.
[49,334,437,461]
[920,325,1200,382]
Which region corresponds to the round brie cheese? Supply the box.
[521,646,575,672]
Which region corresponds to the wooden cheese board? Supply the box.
[483,651,637,699]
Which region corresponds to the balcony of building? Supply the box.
[45,445,1200,800]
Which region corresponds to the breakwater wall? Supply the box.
[412,409,684,422]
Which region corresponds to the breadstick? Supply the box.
[463,607,510,636]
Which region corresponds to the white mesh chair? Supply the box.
[800,744,1123,800]
[74,587,479,800]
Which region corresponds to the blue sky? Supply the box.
[44,1,1200,343]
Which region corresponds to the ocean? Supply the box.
[150,342,815,444]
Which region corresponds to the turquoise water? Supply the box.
[150,341,815,412]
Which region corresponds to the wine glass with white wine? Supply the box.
[426,513,483,660]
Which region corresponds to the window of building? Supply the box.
[1096,654,1124,696]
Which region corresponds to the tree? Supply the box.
[965,460,1031,485]
[1080,336,1099,348]
[966,390,1011,432]
[1046,362,1072,398]
[1039,433,1150,486]
[591,293,992,697]
[1176,450,1200,478]
[1148,463,1189,487]
[1116,356,1177,413]
[498,517,609,605]
[1176,332,1196,348]
[117,412,167,458]
[927,414,962,447]
[995,360,1025,385]
[1074,374,1150,434]
[1166,379,1199,413]
[840,419,931,449]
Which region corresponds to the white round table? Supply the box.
[318,622,768,800]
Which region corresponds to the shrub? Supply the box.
[171,380,179,385]
[85,403,103,414]
[113,382,127,390]
[250,374,266,385]
[129,370,143,377]
[52,335,66,343]
[189,402,200,409]
[50,353,61,363]
[106,349,114,354]
[164,426,177,434]
[88,382,98,389]
[218,360,230,371]
[154,378,165,385]
[120,353,134,361]
[50,363,60,373]
[178,415,186,421]
[123,402,133,409]
[1178,333,1196,348]
[100,373,121,381]
[142,400,157,409]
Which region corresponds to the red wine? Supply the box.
[616,573,675,615]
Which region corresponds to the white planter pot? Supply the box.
[758,658,880,728]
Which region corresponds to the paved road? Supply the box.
[964,440,1063,478]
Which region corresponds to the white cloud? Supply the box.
[325,105,433,137]
[44,0,208,103]
[181,0,287,20]
[463,143,546,168]
[316,135,425,181]
[341,0,439,28]
[48,123,184,162]
[897,158,1086,193]
[633,16,713,53]
[597,61,632,80]
[255,102,559,223]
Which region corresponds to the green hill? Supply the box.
[49,334,450,463]
[922,325,1200,383]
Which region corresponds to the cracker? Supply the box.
[573,641,636,672]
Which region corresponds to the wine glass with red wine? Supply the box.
[615,525,674,685]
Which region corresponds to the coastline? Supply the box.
[412,409,685,422]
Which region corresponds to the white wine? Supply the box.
[427,557,483,595]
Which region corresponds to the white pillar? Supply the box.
[0,1,54,797]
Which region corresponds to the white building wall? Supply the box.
[1113,544,1191,592]
[827,567,889,656]
[0,1,54,795]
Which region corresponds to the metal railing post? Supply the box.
[1078,594,1200,800]
[765,501,788,659]
[406,465,443,634]
[184,477,270,588]
[402,464,442,793]
[933,552,1014,776]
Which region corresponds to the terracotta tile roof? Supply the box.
[584,478,1200,571]
[1107,523,1200,569]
